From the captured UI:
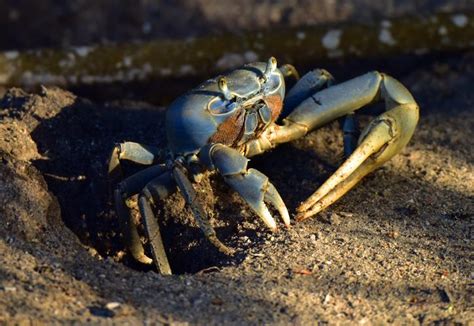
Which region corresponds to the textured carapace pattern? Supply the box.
[264,94,284,121]
[208,94,283,147]
[208,109,246,146]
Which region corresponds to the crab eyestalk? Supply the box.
[218,77,234,101]
[262,57,278,82]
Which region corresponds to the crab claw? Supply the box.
[296,101,419,221]
[207,144,290,230]
[226,168,290,230]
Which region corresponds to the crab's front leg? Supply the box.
[261,71,419,220]
[200,144,290,230]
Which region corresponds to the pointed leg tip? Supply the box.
[160,269,173,276]
[295,209,318,222]
[137,255,153,265]
[296,203,308,213]
[281,211,291,227]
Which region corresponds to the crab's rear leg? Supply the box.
[138,171,176,275]
[114,164,168,264]
[273,71,419,220]
[342,112,360,158]
[108,141,166,264]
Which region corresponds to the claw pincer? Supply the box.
[109,57,418,274]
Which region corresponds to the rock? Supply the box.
[105,302,121,310]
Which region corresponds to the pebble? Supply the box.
[329,213,341,225]
[105,302,121,310]
[388,231,400,239]
[339,211,353,218]
[323,293,332,304]
[2,286,16,292]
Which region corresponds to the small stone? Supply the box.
[211,297,224,305]
[339,211,353,218]
[105,302,121,310]
[387,230,400,239]
[329,213,341,225]
[323,293,331,304]
[2,286,16,292]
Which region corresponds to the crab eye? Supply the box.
[208,98,238,115]
[262,73,282,94]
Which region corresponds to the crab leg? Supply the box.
[279,63,301,80]
[171,164,235,256]
[139,172,176,275]
[108,142,164,186]
[205,144,290,230]
[114,164,168,264]
[259,71,418,220]
[342,112,359,158]
[280,68,334,119]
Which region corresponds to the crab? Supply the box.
[108,57,419,275]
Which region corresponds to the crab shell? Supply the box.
[165,62,286,156]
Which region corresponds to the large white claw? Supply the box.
[296,103,419,221]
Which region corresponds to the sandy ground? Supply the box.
[0,49,472,324]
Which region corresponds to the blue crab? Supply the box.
[108,57,419,274]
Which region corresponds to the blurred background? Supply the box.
[0,0,473,50]
[0,0,472,105]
